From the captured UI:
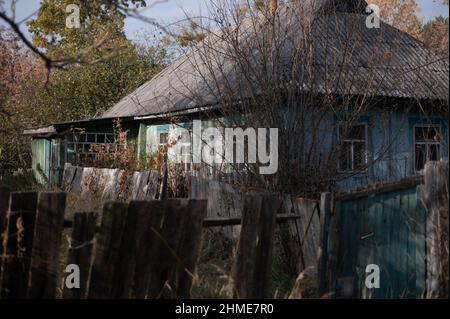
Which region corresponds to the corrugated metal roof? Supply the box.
[100,1,449,119]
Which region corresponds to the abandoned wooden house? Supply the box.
[24,0,449,191]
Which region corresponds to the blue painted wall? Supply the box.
[140,110,448,192]
[338,111,448,191]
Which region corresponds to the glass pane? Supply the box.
[106,134,114,143]
[67,152,75,164]
[353,142,366,170]
[339,124,365,140]
[349,125,365,140]
[87,133,96,143]
[415,126,441,142]
[66,134,74,142]
[339,142,352,171]
[97,134,105,143]
[78,133,86,143]
[428,144,440,162]
[415,144,426,171]
[160,132,168,144]
[67,143,75,152]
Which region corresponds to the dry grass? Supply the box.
[191,229,298,299]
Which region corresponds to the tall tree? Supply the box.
[370,0,423,38]
[0,29,46,169]
[421,16,449,55]
[420,0,449,55]
[23,40,170,124]
[27,0,147,62]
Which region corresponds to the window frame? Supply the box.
[337,122,369,173]
[64,132,119,164]
[413,124,442,173]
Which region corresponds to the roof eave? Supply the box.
[23,125,57,136]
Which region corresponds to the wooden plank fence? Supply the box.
[0,188,289,299]
[419,161,449,298]
[228,194,281,299]
[319,161,449,299]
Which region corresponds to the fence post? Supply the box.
[228,193,280,299]
[62,212,97,299]
[27,192,66,299]
[420,161,449,298]
[0,192,38,299]
[112,200,157,298]
[0,186,10,256]
[133,200,166,299]
[318,192,332,296]
[88,202,128,298]
[175,199,208,298]
[146,199,189,298]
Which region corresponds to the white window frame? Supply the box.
[413,124,442,173]
[337,123,369,173]
[65,132,120,164]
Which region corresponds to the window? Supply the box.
[158,132,169,151]
[338,124,368,172]
[414,125,441,171]
[65,132,117,164]
[159,132,169,145]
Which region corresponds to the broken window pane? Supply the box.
[414,126,441,171]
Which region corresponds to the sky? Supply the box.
[1,0,449,42]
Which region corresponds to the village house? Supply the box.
[24,0,449,192]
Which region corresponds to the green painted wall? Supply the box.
[31,138,51,185]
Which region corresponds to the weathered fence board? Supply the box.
[192,178,321,277]
[277,197,320,274]
[318,192,332,295]
[0,186,10,256]
[176,199,208,298]
[62,212,97,299]
[112,201,155,298]
[62,165,160,202]
[0,192,38,299]
[146,199,189,298]
[419,161,449,298]
[132,201,165,299]
[27,192,66,299]
[1,185,320,300]
[88,202,128,298]
[228,194,281,299]
[190,178,243,240]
